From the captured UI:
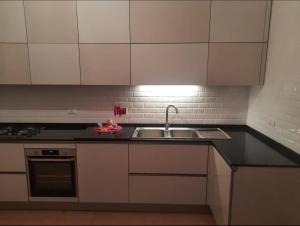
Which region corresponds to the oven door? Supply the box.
[28,157,77,198]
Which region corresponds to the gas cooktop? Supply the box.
[0,125,42,138]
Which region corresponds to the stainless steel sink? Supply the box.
[169,128,199,138]
[132,127,231,140]
[133,128,166,139]
[132,127,165,139]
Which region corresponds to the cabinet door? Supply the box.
[231,167,300,225]
[80,44,130,85]
[130,1,210,43]
[0,144,26,172]
[129,175,206,205]
[131,44,208,85]
[207,43,263,86]
[0,174,28,201]
[0,44,31,84]
[210,1,268,42]
[77,144,128,203]
[207,147,232,226]
[129,144,208,175]
[29,44,80,85]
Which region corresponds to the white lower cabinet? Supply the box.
[0,144,28,202]
[129,144,208,174]
[230,167,300,225]
[207,146,232,225]
[208,146,300,225]
[129,175,206,205]
[0,174,28,202]
[77,144,129,203]
[0,144,26,172]
[128,144,208,205]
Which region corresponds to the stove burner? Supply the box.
[0,125,41,138]
[0,129,8,135]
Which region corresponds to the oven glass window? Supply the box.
[28,158,76,197]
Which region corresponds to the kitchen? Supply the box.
[0,0,299,225]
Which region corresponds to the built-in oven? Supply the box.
[25,148,78,202]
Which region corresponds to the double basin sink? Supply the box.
[132,127,231,140]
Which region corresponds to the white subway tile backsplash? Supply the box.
[0,86,249,125]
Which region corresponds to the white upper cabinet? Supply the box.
[0,1,27,43]
[210,1,268,42]
[0,44,31,85]
[131,44,208,85]
[0,0,271,86]
[29,44,80,85]
[77,1,130,43]
[80,44,130,85]
[207,0,270,86]
[207,43,263,86]
[24,1,78,44]
[131,1,210,43]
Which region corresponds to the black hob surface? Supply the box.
[0,125,42,138]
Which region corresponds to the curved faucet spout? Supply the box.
[165,105,179,130]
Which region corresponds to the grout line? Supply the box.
[22,0,32,85]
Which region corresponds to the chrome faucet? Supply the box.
[165,105,179,130]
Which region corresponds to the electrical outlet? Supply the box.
[267,118,276,128]
[68,109,78,115]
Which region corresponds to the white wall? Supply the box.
[247,1,300,154]
[0,86,249,125]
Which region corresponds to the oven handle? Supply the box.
[28,158,75,162]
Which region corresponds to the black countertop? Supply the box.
[0,123,299,168]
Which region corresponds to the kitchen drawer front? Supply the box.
[0,144,26,172]
[129,144,208,174]
[0,174,28,201]
[129,175,206,205]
